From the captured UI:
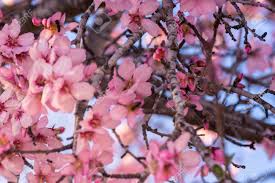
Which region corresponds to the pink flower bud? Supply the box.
[236,73,243,81]
[41,18,47,27]
[32,17,41,26]
[211,147,225,164]
[55,127,65,134]
[153,47,165,62]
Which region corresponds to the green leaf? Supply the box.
[212,164,224,179]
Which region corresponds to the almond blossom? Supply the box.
[0,19,34,59]
[120,0,162,36]
[94,0,132,15]
[0,0,274,182]
[108,58,152,97]
[146,133,201,182]
[180,0,225,16]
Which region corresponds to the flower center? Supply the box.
[0,102,6,113]
[80,131,94,139]
[124,79,134,90]
[130,14,141,25]
[14,110,23,120]
[6,36,19,48]
[89,118,101,128]
[35,75,46,87]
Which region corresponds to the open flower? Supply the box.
[0,19,34,58]
[146,133,201,182]
[180,0,224,16]
[121,0,162,36]
[35,12,78,41]
[109,58,152,98]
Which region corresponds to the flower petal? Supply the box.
[141,19,162,37]
[118,58,135,81]
[133,64,152,82]
[70,82,95,100]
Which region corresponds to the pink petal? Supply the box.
[64,64,85,83]
[0,166,17,182]
[17,33,34,46]
[139,0,159,16]
[181,151,201,169]
[0,31,8,45]
[141,19,162,37]
[65,22,78,32]
[8,19,20,38]
[53,37,71,56]
[133,64,152,82]
[2,155,24,175]
[110,105,128,121]
[120,13,131,28]
[22,93,43,116]
[51,12,62,22]
[70,82,95,100]
[52,91,76,112]
[174,133,191,152]
[135,82,152,97]
[118,92,136,105]
[53,56,73,76]
[118,58,135,81]
[20,113,33,128]
[67,48,86,65]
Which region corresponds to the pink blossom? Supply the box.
[77,121,114,153]
[176,72,196,91]
[0,88,19,124]
[94,0,132,15]
[11,109,33,136]
[27,162,62,183]
[61,147,113,183]
[110,99,144,127]
[50,64,95,112]
[109,58,152,98]
[120,0,162,36]
[146,133,200,182]
[211,147,225,164]
[0,19,34,58]
[176,15,196,44]
[1,154,24,176]
[39,12,78,41]
[153,47,166,62]
[180,0,217,16]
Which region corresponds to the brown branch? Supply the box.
[163,0,221,180]
[72,101,88,152]
[224,86,275,114]
[74,3,94,47]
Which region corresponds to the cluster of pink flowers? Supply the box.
[0,12,200,181]
[146,133,201,182]
[0,13,98,182]
[0,0,273,182]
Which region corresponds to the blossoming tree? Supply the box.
[0,0,275,182]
